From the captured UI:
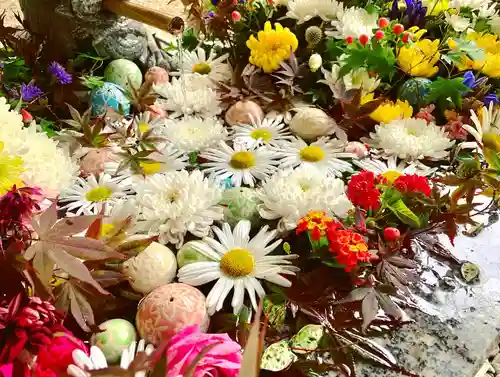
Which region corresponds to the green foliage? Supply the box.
[387,199,421,228]
[38,118,58,137]
[183,28,200,51]
[80,75,105,90]
[2,56,31,82]
[324,39,344,61]
[339,44,396,80]
[425,77,471,108]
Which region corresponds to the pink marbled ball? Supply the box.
[80,149,115,176]
[145,67,169,85]
[136,283,210,345]
[146,104,168,120]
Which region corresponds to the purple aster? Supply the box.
[483,93,499,107]
[390,0,427,27]
[20,83,43,101]
[48,61,73,85]
[462,71,477,89]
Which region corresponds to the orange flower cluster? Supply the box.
[296,211,339,241]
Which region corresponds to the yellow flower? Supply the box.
[423,0,449,15]
[407,26,427,41]
[458,32,500,78]
[370,100,413,124]
[398,39,440,77]
[246,21,298,73]
[0,141,24,194]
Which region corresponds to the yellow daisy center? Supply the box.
[299,146,325,162]
[192,62,212,75]
[220,248,255,277]
[85,187,113,202]
[100,223,115,237]
[230,151,256,169]
[380,170,402,183]
[138,123,149,133]
[139,161,162,175]
[0,142,25,195]
[250,129,273,142]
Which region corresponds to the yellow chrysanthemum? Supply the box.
[423,0,449,15]
[407,26,428,41]
[370,100,413,124]
[246,21,299,73]
[0,141,24,194]
[397,39,440,78]
[457,32,500,78]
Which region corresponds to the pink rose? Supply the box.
[166,325,242,377]
[35,332,87,375]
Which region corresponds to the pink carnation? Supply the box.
[35,332,87,375]
[166,325,242,377]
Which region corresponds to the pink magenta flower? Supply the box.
[166,325,242,377]
[35,332,87,375]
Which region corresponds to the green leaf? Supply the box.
[380,187,402,207]
[339,46,396,80]
[39,119,58,137]
[387,199,421,228]
[425,77,471,108]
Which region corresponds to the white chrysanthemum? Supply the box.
[365,118,455,160]
[135,170,223,248]
[353,156,434,182]
[327,6,378,39]
[0,98,78,197]
[178,220,299,314]
[450,0,492,10]
[274,137,355,177]
[444,12,470,32]
[257,166,352,232]
[231,114,292,148]
[154,76,221,118]
[172,47,231,88]
[59,173,131,216]
[286,0,343,24]
[201,141,280,187]
[462,103,500,150]
[162,116,227,152]
[320,65,380,98]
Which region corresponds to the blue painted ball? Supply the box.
[398,78,432,108]
[91,82,131,116]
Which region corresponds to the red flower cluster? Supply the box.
[327,228,374,272]
[347,171,381,211]
[393,174,431,197]
[0,186,41,224]
[296,211,339,241]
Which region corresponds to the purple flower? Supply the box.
[462,71,477,89]
[48,61,73,85]
[484,93,499,107]
[20,83,43,101]
[390,0,427,27]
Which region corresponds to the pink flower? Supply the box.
[444,120,468,140]
[0,363,13,377]
[166,325,242,377]
[345,142,368,158]
[415,104,435,124]
[35,332,87,376]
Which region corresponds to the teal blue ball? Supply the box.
[398,78,432,107]
[91,82,131,116]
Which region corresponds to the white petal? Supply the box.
[90,346,108,369]
[231,279,245,314]
[67,365,88,377]
[72,349,93,371]
[243,278,258,310]
[216,276,235,312]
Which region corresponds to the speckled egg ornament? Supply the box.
[145,66,169,85]
[91,82,131,116]
[136,283,210,345]
[80,149,115,176]
[104,59,143,92]
[398,78,432,108]
[91,319,137,364]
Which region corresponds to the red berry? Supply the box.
[231,10,241,21]
[375,30,385,40]
[20,108,33,123]
[378,17,390,28]
[392,23,405,35]
[359,34,369,46]
[233,0,238,4]
[384,227,401,241]
[402,31,413,43]
[346,35,354,44]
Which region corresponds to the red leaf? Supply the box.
[86,217,102,240]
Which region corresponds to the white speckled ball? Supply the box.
[104,59,143,91]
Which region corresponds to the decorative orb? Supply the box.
[220,187,262,227]
[123,242,177,294]
[104,59,143,92]
[80,149,115,176]
[177,241,215,268]
[225,100,264,126]
[91,319,136,364]
[289,107,336,140]
[90,82,131,117]
[398,78,432,108]
[136,283,209,345]
[145,67,169,85]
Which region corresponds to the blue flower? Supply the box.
[391,0,427,27]
[462,71,477,89]
[20,83,43,101]
[208,10,215,17]
[48,61,73,85]
[483,93,499,107]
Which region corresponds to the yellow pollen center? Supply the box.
[299,183,310,192]
[380,170,402,183]
[192,62,212,75]
[85,187,113,202]
[139,161,162,175]
[250,129,273,142]
[220,248,255,277]
[299,146,325,162]
[139,123,149,133]
[230,151,256,169]
[100,223,115,237]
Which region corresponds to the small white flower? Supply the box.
[327,6,378,39]
[319,65,380,97]
[445,12,471,32]
[488,15,500,35]
[178,220,299,314]
[273,137,355,177]
[353,155,434,181]
[308,53,323,72]
[231,114,292,148]
[478,2,498,18]
[450,0,492,11]
[286,0,343,24]
[201,141,280,187]
[364,118,455,160]
[463,102,500,145]
[59,173,131,216]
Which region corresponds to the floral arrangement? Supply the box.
[1,0,500,376]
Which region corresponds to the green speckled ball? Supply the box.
[91,318,137,364]
[219,187,262,227]
[398,78,432,108]
[104,59,143,92]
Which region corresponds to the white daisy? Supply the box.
[286,0,343,24]
[327,6,378,39]
[463,102,500,145]
[257,166,352,232]
[364,118,455,160]
[200,141,280,187]
[353,156,434,182]
[135,170,223,248]
[444,12,470,32]
[154,76,221,119]
[177,220,299,315]
[172,47,231,88]
[161,116,227,153]
[59,173,131,216]
[274,137,355,177]
[231,114,292,148]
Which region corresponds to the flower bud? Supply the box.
[308,54,322,72]
[305,26,323,46]
[232,10,241,21]
[21,108,33,123]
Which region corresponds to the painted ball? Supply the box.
[91,319,137,364]
[91,82,131,116]
[398,78,432,108]
[104,59,143,91]
[136,283,209,345]
[80,149,115,176]
[145,67,169,85]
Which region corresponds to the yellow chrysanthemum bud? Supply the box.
[370,99,413,124]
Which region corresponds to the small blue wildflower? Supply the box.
[208,10,215,17]
[20,83,43,101]
[483,93,499,107]
[462,71,477,89]
[48,61,73,85]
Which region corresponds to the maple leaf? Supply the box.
[56,280,98,332]
[24,202,125,295]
